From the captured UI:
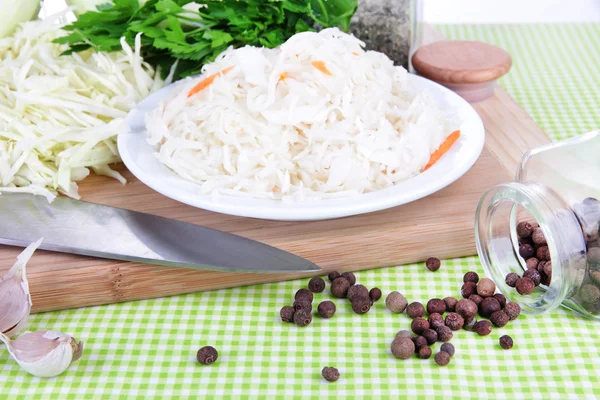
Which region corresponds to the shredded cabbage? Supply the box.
[0,15,166,201]
[146,28,458,201]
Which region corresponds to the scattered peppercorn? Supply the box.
[322,366,340,382]
[544,261,552,275]
[351,297,372,314]
[328,271,341,282]
[541,270,552,286]
[428,313,445,330]
[499,335,513,350]
[369,287,382,302]
[440,343,455,357]
[515,277,535,295]
[293,298,312,312]
[519,244,535,259]
[386,291,408,313]
[490,311,509,327]
[505,272,520,288]
[493,293,507,309]
[331,277,351,298]
[536,246,550,261]
[426,257,441,271]
[443,297,458,312]
[422,329,438,345]
[407,302,425,319]
[436,326,453,342]
[523,269,542,286]
[395,330,413,339]
[476,278,496,297]
[590,270,600,285]
[295,288,314,303]
[526,257,539,270]
[412,335,428,350]
[280,306,295,322]
[411,317,430,335]
[426,298,447,315]
[318,301,336,319]
[463,271,479,284]
[461,281,477,298]
[418,346,432,359]
[468,294,483,307]
[293,310,312,327]
[474,320,492,336]
[434,351,451,366]
[479,297,501,318]
[504,302,521,320]
[197,346,218,365]
[455,299,478,320]
[579,284,600,304]
[463,317,477,331]
[517,221,534,238]
[445,312,464,331]
[308,277,326,293]
[341,272,356,286]
[391,337,415,360]
[532,227,547,246]
[347,284,369,302]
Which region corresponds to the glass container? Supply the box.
[476,131,600,319]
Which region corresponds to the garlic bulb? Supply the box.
[0,239,42,337]
[0,330,84,378]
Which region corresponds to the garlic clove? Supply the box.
[0,239,43,338]
[0,330,84,378]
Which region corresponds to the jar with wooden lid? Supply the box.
[475,131,600,319]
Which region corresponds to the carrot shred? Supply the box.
[311,60,333,76]
[187,66,234,98]
[352,51,359,56]
[421,130,461,172]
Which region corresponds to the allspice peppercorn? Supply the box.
[351,297,371,314]
[579,284,600,304]
[463,317,477,331]
[499,335,514,350]
[395,330,413,339]
[347,284,369,302]
[532,227,547,246]
[331,277,351,298]
[391,337,415,360]
[328,271,341,282]
[519,244,535,259]
[445,313,464,331]
[440,343,455,357]
[322,366,340,382]
[418,346,432,359]
[197,346,218,365]
[341,272,356,286]
[428,313,445,330]
[426,257,441,271]
[443,297,458,312]
[526,257,539,270]
[504,302,521,320]
[422,329,438,345]
[505,272,520,288]
[515,277,535,295]
[493,293,507,309]
[295,288,314,303]
[490,311,509,327]
[412,335,428,350]
[523,269,541,286]
[468,294,483,307]
[536,246,550,261]
[406,302,425,319]
[293,310,312,327]
[461,282,477,298]
[436,326,453,342]
[434,351,451,366]
[517,221,534,238]
[369,287,382,302]
[426,298,447,315]
[474,320,492,336]
[386,291,408,313]
[476,278,496,297]
[308,277,326,293]
[479,297,501,318]
[463,271,479,284]
[411,317,430,335]
[280,306,295,322]
[293,298,312,312]
[317,301,336,319]
[455,299,478,320]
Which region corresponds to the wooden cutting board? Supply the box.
[0,30,551,313]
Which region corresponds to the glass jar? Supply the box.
[475,131,600,319]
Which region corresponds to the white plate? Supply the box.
[119,74,485,221]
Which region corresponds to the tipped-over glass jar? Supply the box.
[476,131,600,320]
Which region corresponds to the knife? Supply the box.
[0,193,320,273]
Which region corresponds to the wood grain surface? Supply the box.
[0,29,551,313]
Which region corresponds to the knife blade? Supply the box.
[0,193,320,273]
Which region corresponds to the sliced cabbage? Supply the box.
[0,16,166,201]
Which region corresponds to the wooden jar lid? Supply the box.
[412,40,512,85]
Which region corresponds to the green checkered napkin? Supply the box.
[1,24,600,399]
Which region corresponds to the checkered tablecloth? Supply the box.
[1,23,600,399]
